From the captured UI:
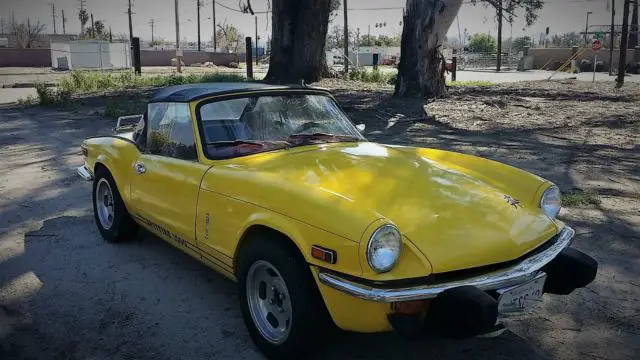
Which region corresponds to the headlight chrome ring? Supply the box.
[540,185,562,219]
[366,225,402,273]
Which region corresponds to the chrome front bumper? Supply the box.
[76,165,93,181]
[318,227,575,303]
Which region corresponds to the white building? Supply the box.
[51,40,131,70]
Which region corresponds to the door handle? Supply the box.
[134,162,146,174]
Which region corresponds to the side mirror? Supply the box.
[356,124,366,133]
[115,115,144,134]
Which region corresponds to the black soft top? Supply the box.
[149,82,330,103]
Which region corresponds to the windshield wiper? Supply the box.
[206,140,266,147]
[206,140,291,149]
[287,132,361,142]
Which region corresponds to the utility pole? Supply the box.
[212,0,217,51]
[62,9,67,34]
[128,0,134,43]
[197,0,202,51]
[617,0,631,87]
[496,0,503,71]
[0,19,5,36]
[585,11,593,45]
[50,3,57,34]
[175,0,182,73]
[255,16,258,62]
[610,0,616,76]
[344,0,349,76]
[91,13,95,38]
[368,24,371,46]
[149,19,155,43]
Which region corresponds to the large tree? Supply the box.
[241,0,333,84]
[629,1,639,49]
[394,0,463,98]
[472,1,543,71]
[78,9,89,34]
[216,21,244,53]
[395,0,544,98]
[12,21,46,49]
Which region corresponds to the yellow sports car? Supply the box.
[77,83,597,359]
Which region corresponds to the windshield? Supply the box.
[198,94,364,159]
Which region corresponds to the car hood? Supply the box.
[209,142,558,273]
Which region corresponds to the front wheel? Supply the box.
[237,235,332,359]
[92,167,138,243]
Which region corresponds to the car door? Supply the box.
[129,102,210,247]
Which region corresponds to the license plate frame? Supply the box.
[497,272,547,313]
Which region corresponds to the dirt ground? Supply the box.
[0,80,638,360]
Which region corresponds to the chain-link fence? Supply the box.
[457,52,522,70]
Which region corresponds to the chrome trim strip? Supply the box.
[318,227,575,302]
[76,165,93,181]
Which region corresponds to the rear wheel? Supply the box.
[237,234,332,359]
[92,167,138,243]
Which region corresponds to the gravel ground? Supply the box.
[0,80,638,360]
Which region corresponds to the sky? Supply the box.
[0,0,629,45]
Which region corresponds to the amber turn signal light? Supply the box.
[311,245,337,264]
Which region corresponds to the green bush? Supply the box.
[56,70,247,97]
[348,68,395,84]
[35,83,70,106]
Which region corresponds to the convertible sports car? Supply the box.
[77,83,597,359]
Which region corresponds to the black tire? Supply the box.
[236,233,333,360]
[92,167,138,243]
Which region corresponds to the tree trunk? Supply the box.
[265,0,332,84]
[629,1,639,49]
[394,0,463,98]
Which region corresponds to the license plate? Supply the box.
[497,273,546,313]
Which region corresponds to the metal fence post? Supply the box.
[132,37,141,75]
[99,42,103,69]
[452,56,457,82]
[245,37,253,80]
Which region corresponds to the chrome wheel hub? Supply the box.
[95,178,115,230]
[246,260,292,344]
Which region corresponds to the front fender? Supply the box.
[194,188,363,277]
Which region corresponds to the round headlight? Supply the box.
[540,186,562,219]
[367,225,402,273]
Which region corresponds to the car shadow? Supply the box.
[320,330,548,360]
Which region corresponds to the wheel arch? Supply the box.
[233,222,308,276]
[93,160,132,211]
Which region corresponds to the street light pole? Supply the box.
[175,0,182,73]
[585,11,593,45]
[344,0,349,77]
[212,1,217,52]
[197,0,201,51]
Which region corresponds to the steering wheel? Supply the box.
[293,121,331,134]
